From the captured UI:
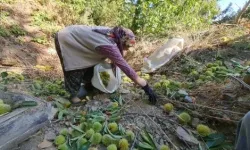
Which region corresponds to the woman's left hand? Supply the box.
[142,83,157,105]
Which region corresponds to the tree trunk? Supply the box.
[235,0,250,24]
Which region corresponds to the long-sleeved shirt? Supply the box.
[96,45,138,82]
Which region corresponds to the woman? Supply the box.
[54,25,157,104]
[235,111,250,150]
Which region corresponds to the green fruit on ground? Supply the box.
[215,60,223,66]
[91,133,102,145]
[102,134,113,146]
[205,71,214,76]
[78,138,87,146]
[86,128,95,139]
[207,63,213,68]
[154,82,162,89]
[178,112,191,124]
[206,68,213,72]
[197,124,211,137]
[93,122,103,132]
[55,135,66,146]
[243,74,250,85]
[163,103,173,113]
[0,103,11,115]
[108,122,118,133]
[58,142,69,150]
[205,76,213,81]
[161,80,170,89]
[107,144,117,150]
[199,75,206,81]
[211,67,217,72]
[160,145,170,150]
[59,128,68,136]
[125,130,135,141]
[119,138,129,150]
[189,70,198,76]
[112,102,119,108]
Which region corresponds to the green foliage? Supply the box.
[0,25,10,37]
[9,25,26,36]
[119,0,219,35]
[0,71,24,84]
[30,79,69,97]
[32,36,49,45]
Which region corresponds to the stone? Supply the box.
[38,140,53,149]
[44,130,56,141]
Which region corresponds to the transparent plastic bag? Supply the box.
[141,38,184,73]
[91,62,121,93]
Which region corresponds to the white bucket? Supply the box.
[91,62,121,93]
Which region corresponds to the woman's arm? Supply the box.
[95,45,146,87]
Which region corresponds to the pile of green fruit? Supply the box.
[30,80,68,96]
[0,99,11,115]
[154,79,181,92]
[100,71,110,87]
[194,60,242,83]
[54,96,136,150]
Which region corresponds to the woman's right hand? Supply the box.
[135,77,157,104]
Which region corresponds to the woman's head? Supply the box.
[92,26,136,56]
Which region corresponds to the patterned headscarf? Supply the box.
[93,26,136,56]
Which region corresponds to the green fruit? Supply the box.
[60,128,68,136]
[199,75,206,81]
[215,60,223,66]
[161,80,170,89]
[107,144,117,150]
[178,112,191,124]
[207,63,213,68]
[119,138,129,150]
[0,104,11,115]
[160,145,170,150]
[91,133,102,145]
[189,70,198,76]
[125,130,135,141]
[58,142,69,150]
[55,135,66,146]
[102,134,113,146]
[163,103,173,113]
[108,122,118,133]
[211,67,217,72]
[86,128,95,139]
[78,138,87,146]
[100,71,110,87]
[93,122,103,132]
[205,76,213,81]
[154,82,162,89]
[205,71,213,76]
[197,124,211,137]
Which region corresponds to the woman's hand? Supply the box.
[135,77,157,104]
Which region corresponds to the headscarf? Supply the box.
[92,26,136,56]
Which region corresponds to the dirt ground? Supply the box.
[1,1,250,150]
